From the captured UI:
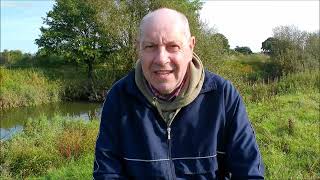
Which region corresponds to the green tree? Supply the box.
[268,25,318,74]
[213,33,230,51]
[304,32,320,69]
[261,37,278,55]
[36,0,116,81]
[234,46,253,55]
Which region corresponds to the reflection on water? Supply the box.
[0,102,102,140]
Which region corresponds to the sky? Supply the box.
[1,0,319,53]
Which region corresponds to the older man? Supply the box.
[93,8,264,179]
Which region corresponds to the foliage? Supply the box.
[0,65,127,110]
[0,115,99,179]
[234,46,253,55]
[0,50,33,66]
[262,25,319,75]
[261,37,277,55]
[36,0,118,80]
[0,67,61,109]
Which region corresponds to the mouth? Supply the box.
[154,70,173,75]
[153,70,173,79]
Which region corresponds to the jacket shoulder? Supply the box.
[202,70,231,92]
[103,70,137,99]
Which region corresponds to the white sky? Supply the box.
[200,0,319,52]
[1,0,319,53]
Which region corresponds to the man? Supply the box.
[93,8,264,179]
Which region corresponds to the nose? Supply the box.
[154,46,169,65]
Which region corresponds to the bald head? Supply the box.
[138,8,191,43]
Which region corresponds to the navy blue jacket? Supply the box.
[93,70,264,179]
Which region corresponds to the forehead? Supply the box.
[141,22,186,44]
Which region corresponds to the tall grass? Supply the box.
[0,65,123,109]
[0,67,62,109]
[0,115,98,179]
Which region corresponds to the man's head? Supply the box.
[137,8,195,95]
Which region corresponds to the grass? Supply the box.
[0,115,98,179]
[0,65,125,109]
[0,67,62,109]
[248,92,320,179]
[36,153,94,179]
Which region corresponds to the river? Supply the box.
[0,102,102,140]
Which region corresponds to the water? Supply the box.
[0,102,102,140]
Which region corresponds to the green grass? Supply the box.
[0,65,124,109]
[248,92,320,179]
[0,67,62,109]
[0,115,99,179]
[35,153,94,179]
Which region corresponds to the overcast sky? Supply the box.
[1,0,319,53]
[200,0,319,52]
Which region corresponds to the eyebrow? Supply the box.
[142,40,183,45]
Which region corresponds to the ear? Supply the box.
[189,36,196,50]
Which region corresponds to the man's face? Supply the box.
[138,20,195,95]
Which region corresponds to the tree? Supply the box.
[272,25,308,49]
[267,25,318,74]
[0,50,24,65]
[261,37,278,55]
[234,46,253,55]
[36,0,117,81]
[304,32,320,69]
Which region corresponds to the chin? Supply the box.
[155,85,174,95]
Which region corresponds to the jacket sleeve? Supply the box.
[223,81,265,179]
[93,90,128,180]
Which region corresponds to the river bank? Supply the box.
[0,66,126,110]
[0,101,101,140]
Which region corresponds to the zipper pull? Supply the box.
[167,127,171,140]
[152,97,157,106]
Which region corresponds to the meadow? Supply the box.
[0,54,319,179]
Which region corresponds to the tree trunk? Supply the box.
[86,59,96,101]
[88,60,93,80]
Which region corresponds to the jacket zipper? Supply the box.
[167,126,176,180]
[152,97,176,180]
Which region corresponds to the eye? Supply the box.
[144,45,155,49]
[167,44,180,52]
